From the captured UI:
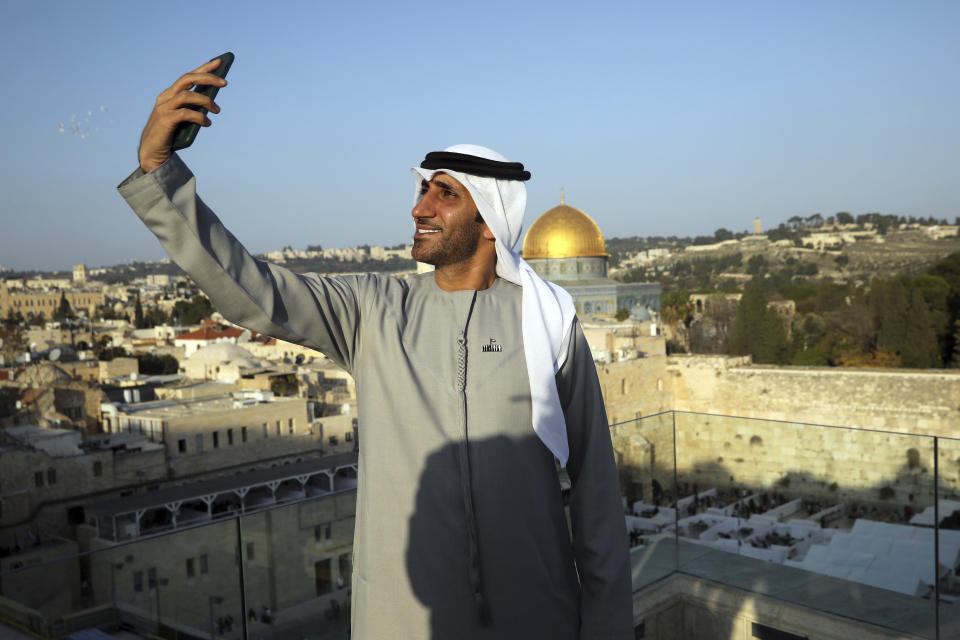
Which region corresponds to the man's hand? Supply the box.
[138,59,226,173]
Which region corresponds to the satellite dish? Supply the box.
[49,348,62,362]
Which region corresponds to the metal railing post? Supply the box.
[934,436,940,640]
[236,515,249,640]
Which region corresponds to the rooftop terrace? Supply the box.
[1,411,958,639]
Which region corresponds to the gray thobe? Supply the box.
[118,154,633,640]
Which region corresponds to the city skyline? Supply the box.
[2,0,958,271]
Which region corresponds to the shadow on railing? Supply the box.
[1,411,957,639]
[0,481,355,640]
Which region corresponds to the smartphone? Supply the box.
[171,52,235,151]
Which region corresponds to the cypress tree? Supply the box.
[53,293,73,322]
[902,287,940,368]
[134,294,145,329]
[730,278,790,364]
[876,279,909,358]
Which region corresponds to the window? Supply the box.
[329,435,338,445]
[262,423,268,438]
[345,431,353,442]
[148,567,157,589]
[213,431,219,448]
[93,461,102,477]
[199,554,208,574]
[315,523,332,540]
[47,468,56,485]
[35,471,44,487]
[186,557,195,578]
[227,428,234,446]
[195,433,203,452]
[134,571,143,592]
[241,426,247,443]
[288,418,294,434]
[276,421,281,437]
[246,542,255,561]
[178,438,187,454]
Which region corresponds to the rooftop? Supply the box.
[114,391,300,419]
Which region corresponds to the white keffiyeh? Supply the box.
[412,144,577,465]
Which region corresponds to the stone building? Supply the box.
[100,389,326,478]
[78,455,358,635]
[0,280,103,320]
[522,197,661,317]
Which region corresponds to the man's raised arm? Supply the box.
[118,61,362,371]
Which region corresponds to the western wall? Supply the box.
[598,355,960,509]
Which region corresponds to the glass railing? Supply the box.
[2,412,956,639]
[615,411,960,640]
[0,516,246,639]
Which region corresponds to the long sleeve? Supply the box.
[117,154,362,372]
[557,321,634,639]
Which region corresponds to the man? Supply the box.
[119,59,633,639]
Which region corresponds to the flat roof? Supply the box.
[118,393,301,419]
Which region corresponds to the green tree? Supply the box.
[614,308,630,321]
[137,353,180,374]
[661,291,693,327]
[729,279,790,364]
[746,255,768,275]
[53,293,74,322]
[97,345,130,361]
[901,288,941,368]
[270,373,299,396]
[714,228,734,242]
[172,295,215,325]
[815,279,849,314]
[134,294,145,329]
[143,306,170,328]
[836,212,854,225]
[874,279,908,356]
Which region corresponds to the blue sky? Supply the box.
[1,1,958,271]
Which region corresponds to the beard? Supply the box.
[411,219,485,267]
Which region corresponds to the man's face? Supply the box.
[411,173,486,267]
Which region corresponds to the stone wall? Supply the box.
[666,356,960,437]
[597,355,960,505]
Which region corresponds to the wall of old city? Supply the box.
[666,356,960,437]
[598,355,960,505]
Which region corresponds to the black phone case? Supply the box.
[171,52,234,151]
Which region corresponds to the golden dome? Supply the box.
[522,202,607,259]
